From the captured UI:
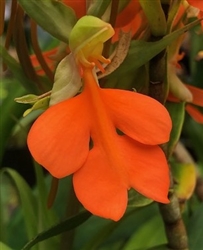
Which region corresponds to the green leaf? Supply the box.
[167,0,182,33]
[0,242,13,250]
[165,101,185,157]
[33,163,59,249]
[0,46,39,93]
[183,118,203,162]
[110,19,201,77]
[0,168,38,241]
[23,96,50,117]
[128,189,153,207]
[87,0,111,17]
[136,244,170,250]
[0,79,26,162]
[15,94,41,104]
[187,203,203,249]
[17,0,77,43]
[139,0,167,36]
[123,216,167,250]
[22,210,91,250]
[74,204,161,249]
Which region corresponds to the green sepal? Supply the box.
[23,96,50,117]
[15,94,42,104]
[49,54,82,106]
[69,16,114,52]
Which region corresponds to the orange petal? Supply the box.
[101,89,172,145]
[115,0,141,28]
[73,146,128,221]
[167,92,180,102]
[118,136,170,203]
[27,93,90,178]
[113,4,145,43]
[187,0,203,11]
[186,104,203,124]
[63,0,86,18]
[73,133,169,220]
[185,84,203,107]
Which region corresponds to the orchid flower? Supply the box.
[186,0,203,24]
[187,0,203,12]
[112,0,146,42]
[27,16,172,221]
[168,38,203,124]
[29,0,86,77]
[30,48,58,76]
[62,0,86,18]
[168,79,203,124]
[29,0,145,77]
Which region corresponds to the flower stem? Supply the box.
[13,5,45,93]
[30,19,54,82]
[148,50,167,103]
[159,190,189,250]
[0,0,5,36]
[195,176,203,201]
[148,3,189,246]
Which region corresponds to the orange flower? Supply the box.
[187,0,203,25]
[113,0,146,42]
[62,0,86,18]
[187,0,203,11]
[168,84,203,123]
[27,16,172,221]
[30,48,58,76]
[30,0,86,76]
[168,50,203,124]
[185,84,203,123]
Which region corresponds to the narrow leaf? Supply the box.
[22,211,91,250]
[187,203,203,249]
[0,80,26,162]
[165,101,185,158]
[0,242,13,250]
[110,19,201,77]
[0,45,38,93]
[87,0,111,17]
[17,0,77,43]
[0,168,37,240]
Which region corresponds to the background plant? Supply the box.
[1,0,203,250]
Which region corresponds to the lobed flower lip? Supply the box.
[28,65,172,221]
